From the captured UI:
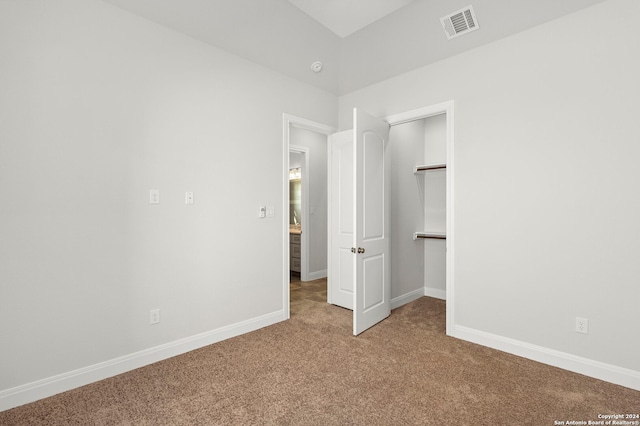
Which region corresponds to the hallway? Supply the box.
[290,276,327,316]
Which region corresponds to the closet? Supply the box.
[325,104,452,334]
[389,112,447,304]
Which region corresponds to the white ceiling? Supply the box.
[286,0,415,38]
[101,0,609,95]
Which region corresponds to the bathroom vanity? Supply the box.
[290,227,301,273]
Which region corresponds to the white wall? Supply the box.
[289,152,303,170]
[340,0,640,380]
[0,0,337,408]
[388,120,425,301]
[423,115,447,299]
[290,127,328,278]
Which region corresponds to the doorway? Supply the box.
[288,147,306,284]
[282,114,337,320]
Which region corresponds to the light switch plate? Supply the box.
[185,192,194,205]
[150,189,160,204]
[150,308,160,325]
[259,206,266,218]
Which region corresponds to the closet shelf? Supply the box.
[414,164,446,173]
[413,232,446,240]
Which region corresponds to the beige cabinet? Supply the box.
[290,233,301,272]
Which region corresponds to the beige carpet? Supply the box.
[1,278,638,425]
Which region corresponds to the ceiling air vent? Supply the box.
[440,5,479,40]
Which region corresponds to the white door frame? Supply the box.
[385,100,455,336]
[282,114,337,320]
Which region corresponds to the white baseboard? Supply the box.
[424,286,446,300]
[306,269,327,281]
[391,288,425,309]
[452,325,640,391]
[0,310,286,412]
[391,286,447,309]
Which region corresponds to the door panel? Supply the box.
[362,131,385,241]
[363,254,384,311]
[338,141,354,235]
[338,248,354,293]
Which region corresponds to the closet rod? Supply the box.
[415,164,446,172]
[413,232,446,240]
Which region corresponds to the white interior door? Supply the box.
[328,130,354,309]
[352,108,390,335]
[328,108,390,335]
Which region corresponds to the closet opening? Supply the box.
[386,101,454,335]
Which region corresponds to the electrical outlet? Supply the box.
[150,309,160,325]
[575,317,588,334]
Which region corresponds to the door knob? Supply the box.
[357,247,365,253]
